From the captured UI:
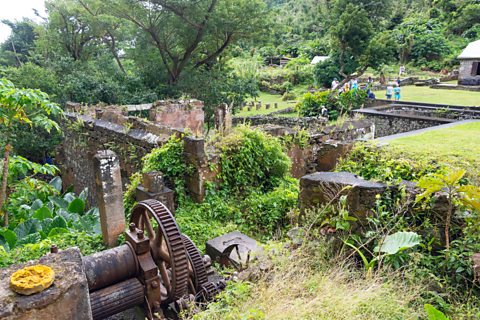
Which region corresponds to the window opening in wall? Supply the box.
[472,62,480,76]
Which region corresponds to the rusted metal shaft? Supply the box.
[83,244,138,291]
[90,278,144,320]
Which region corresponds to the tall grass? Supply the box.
[193,241,424,320]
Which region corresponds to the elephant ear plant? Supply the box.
[0,78,63,226]
[344,231,422,277]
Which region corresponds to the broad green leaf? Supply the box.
[48,227,70,238]
[374,231,421,255]
[443,169,465,186]
[31,199,44,211]
[79,188,88,202]
[16,232,42,246]
[49,176,63,192]
[72,214,101,234]
[49,196,68,209]
[51,216,68,229]
[0,229,17,249]
[416,176,444,202]
[33,206,53,221]
[64,193,76,203]
[57,209,79,223]
[40,218,54,236]
[458,185,480,212]
[424,304,449,320]
[14,219,40,239]
[68,198,86,214]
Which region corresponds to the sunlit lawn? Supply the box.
[373,85,480,106]
[384,121,480,181]
[237,85,309,116]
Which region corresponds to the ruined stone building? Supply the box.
[458,39,480,86]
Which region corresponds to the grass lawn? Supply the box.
[237,85,309,116]
[373,85,480,106]
[237,92,296,116]
[384,121,480,181]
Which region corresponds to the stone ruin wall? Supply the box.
[237,117,375,178]
[232,115,327,131]
[60,99,374,207]
[58,100,204,206]
[58,112,172,207]
[356,111,453,138]
[458,59,480,86]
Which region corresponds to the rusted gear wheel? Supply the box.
[182,235,209,293]
[130,199,189,304]
[198,282,220,302]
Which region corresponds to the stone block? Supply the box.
[136,185,175,214]
[93,150,126,247]
[0,248,92,320]
[299,172,387,219]
[315,140,353,172]
[183,136,206,167]
[142,171,165,193]
[206,231,263,267]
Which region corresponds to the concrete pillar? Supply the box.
[274,103,278,109]
[93,150,125,247]
[183,137,208,202]
[214,103,232,135]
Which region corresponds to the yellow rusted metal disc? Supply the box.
[10,265,55,295]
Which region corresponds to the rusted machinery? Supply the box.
[82,199,225,320]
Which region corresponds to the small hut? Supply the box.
[458,40,480,86]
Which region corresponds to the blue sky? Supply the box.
[0,0,46,43]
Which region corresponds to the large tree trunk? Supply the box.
[0,144,11,227]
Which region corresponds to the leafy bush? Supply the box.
[336,143,440,183]
[295,90,367,120]
[281,91,296,101]
[240,178,298,235]
[218,126,291,193]
[0,176,100,251]
[142,135,193,202]
[126,127,297,244]
[335,142,480,317]
[0,232,105,268]
[313,58,341,88]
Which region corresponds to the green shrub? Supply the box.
[281,91,296,101]
[295,90,366,120]
[0,177,100,252]
[218,126,291,193]
[0,231,105,268]
[241,178,298,236]
[336,143,440,183]
[142,135,192,202]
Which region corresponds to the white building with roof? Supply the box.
[310,56,329,65]
[458,40,480,86]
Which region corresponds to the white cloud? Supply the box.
[0,0,46,43]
